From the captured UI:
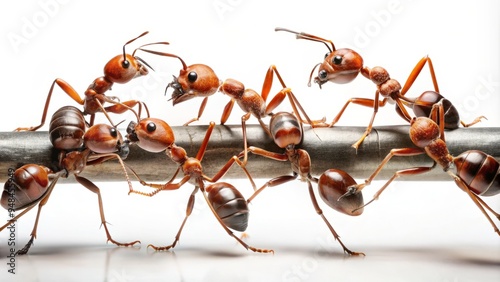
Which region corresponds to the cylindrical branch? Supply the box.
[0,125,499,183]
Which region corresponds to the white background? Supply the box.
[0,0,499,281]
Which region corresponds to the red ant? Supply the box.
[135,48,324,167]
[136,48,319,127]
[1,106,138,254]
[15,31,168,132]
[339,101,500,236]
[275,27,485,150]
[242,111,365,255]
[125,117,272,253]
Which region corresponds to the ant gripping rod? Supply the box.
[0,125,498,183]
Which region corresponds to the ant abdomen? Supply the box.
[1,164,52,210]
[270,112,303,148]
[411,91,460,129]
[206,182,250,232]
[318,169,364,216]
[453,150,500,197]
[49,106,86,150]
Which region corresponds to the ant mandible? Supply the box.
[241,111,365,255]
[125,118,272,253]
[340,101,500,236]
[1,106,139,254]
[275,27,485,150]
[15,31,168,131]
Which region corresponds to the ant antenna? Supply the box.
[275,27,335,53]
[122,31,149,68]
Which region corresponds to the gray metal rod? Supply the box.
[0,125,498,183]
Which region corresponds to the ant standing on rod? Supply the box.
[124,117,272,253]
[275,27,485,150]
[15,31,168,131]
[339,101,500,236]
[1,106,139,254]
[241,111,365,255]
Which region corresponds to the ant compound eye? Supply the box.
[121,60,130,69]
[319,70,328,80]
[146,122,156,132]
[187,71,198,83]
[110,127,118,138]
[333,55,342,65]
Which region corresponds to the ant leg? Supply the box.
[351,165,436,213]
[342,147,427,199]
[400,56,439,96]
[15,78,85,131]
[103,99,146,119]
[148,186,199,251]
[247,174,297,204]
[474,196,500,220]
[200,183,273,254]
[205,154,258,192]
[350,92,389,150]
[15,173,61,255]
[75,175,140,247]
[460,116,487,128]
[451,175,500,236]
[220,99,235,125]
[183,97,209,126]
[307,180,364,256]
[264,65,324,127]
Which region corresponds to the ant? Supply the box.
[135,48,324,166]
[241,111,365,256]
[15,31,168,132]
[1,106,139,254]
[125,117,272,253]
[339,101,500,236]
[137,48,319,128]
[275,27,485,150]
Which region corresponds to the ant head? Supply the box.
[312,49,364,87]
[270,112,303,149]
[103,31,152,84]
[274,28,363,88]
[168,64,221,105]
[126,118,175,153]
[84,124,126,155]
[318,169,364,216]
[409,117,440,148]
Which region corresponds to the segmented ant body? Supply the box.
[15,31,167,132]
[275,28,484,150]
[125,118,271,253]
[341,102,500,236]
[242,111,365,255]
[1,106,138,254]
[138,49,318,127]
[137,48,323,166]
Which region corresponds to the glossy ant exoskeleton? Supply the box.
[136,48,319,128]
[135,48,324,167]
[125,118,272,253]
[15,31,168,132]
[275,28,485,150]
[1,106,138,254]
[242,111,365,255]
[340,101,500,236]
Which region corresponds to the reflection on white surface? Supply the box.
[1,244,499,282]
